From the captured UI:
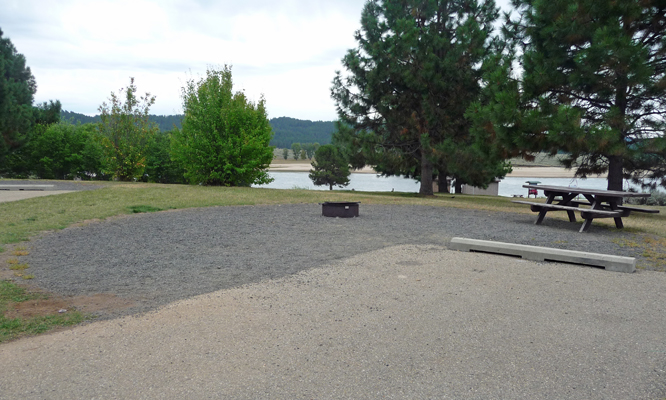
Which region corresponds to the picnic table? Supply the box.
[512,184,658,232]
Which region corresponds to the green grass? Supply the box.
[0,280,87,343]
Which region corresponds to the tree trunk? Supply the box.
[607,155,623,192]
[329,183,333,190]
[419,151,434,195]
[437,173,449,193]
[454,178,463,194]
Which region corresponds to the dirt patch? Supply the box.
[67,293,135,315]
[4,293,135,319]
[5,297,70,318]
[2,243,135,320]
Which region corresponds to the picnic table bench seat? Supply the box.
[569,200,660,214]
[511,200,622,217]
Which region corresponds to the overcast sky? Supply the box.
[1,0,513,121]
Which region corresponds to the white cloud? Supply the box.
[1,0,514,120]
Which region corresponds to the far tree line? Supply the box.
[61,110,336,150]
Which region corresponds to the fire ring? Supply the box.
[320,202,360,218]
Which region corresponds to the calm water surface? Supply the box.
[253,172,638,197]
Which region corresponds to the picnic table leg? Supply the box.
[558,193,578,222]
[535,193,557,225]
[579,218,594,232]
[608,201,624,229]
[579,195,598,232]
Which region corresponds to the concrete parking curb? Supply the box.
[448,237,636,273]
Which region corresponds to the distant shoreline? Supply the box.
[269,162,607,179]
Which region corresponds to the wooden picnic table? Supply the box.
[512,184,658,232]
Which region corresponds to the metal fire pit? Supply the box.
[321,202,360,218]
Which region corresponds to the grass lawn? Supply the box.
[1,181,664,342]
[0,280,86,343]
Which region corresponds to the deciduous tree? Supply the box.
[291,142,301,160]
[171,66,274,186]
[98,78,158,181]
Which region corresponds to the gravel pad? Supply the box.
[25,204,644,318]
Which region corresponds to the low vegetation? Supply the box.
[0,280,86,343]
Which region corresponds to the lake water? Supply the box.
[253,171,641,197]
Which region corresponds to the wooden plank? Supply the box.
[511,200,621,216]
[570,200,593,207]
[568,200,659,214]
[522,184,650,198]
[616,205,660,214]
[580,210,623,219]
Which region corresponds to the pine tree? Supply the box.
[309,145,350,190]
[497,0,666,190]
[0,29,35,163]
[331,0,504,195]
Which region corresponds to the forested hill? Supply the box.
[61,111,183,132]
[60,111,335,148]
[268,117,335,148]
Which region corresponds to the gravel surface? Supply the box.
[25,204,647,319]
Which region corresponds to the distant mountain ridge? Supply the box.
[60,111,335,148]
[269,117,335,148]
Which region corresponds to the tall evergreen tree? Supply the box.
[309,144,351,190]
[490,0,666,191]
[331,0,505,195]
[0,29,61,173]
[1,29,37,165]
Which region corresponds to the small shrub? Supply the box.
[625,190,666,206]
[127,205,163,213]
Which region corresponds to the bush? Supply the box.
[626,190,666,206]
[171,66,274,186]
